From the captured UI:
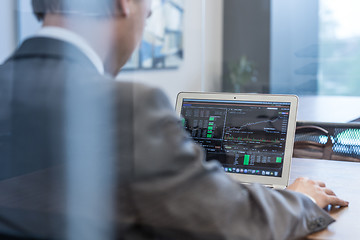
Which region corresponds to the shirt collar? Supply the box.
[34,27,105,75]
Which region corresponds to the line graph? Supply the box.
[224,114,286,146]
[236,117,281,131]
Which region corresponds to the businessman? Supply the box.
[0,0,348,239]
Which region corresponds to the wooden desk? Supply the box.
[290,158,360,239]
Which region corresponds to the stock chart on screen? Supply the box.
[181,99,291,177]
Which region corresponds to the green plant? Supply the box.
[228,55,258,92]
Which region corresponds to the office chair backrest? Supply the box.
[294,121,360,162]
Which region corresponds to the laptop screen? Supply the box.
[181,98,292,178]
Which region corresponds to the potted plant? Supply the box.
[227,55,258,93]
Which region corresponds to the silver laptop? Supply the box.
[175,92,298,189]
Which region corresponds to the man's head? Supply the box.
[32,0,117,21]
[32,0,152,75]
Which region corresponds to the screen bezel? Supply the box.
[176,92,298,187]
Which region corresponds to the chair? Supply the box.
[293,121,360,162]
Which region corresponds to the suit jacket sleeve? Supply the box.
[130,84,334,240]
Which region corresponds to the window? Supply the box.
[318,0,360,95]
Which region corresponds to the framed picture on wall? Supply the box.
[123,0,184,71]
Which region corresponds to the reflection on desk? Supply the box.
[290,158,360,239]
[298,96,360,123]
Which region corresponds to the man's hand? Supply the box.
[287,177,349,208]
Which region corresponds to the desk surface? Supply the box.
[297,96,360,123]
[0,158,357,239]
[290,158,360,239]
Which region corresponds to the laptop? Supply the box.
[175,92,298,189]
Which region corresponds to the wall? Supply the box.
[117,0,224,105]
[0,0,16,64]
[203,0,224,94]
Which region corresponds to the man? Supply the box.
[0,0,348,239]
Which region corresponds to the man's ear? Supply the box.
[116,0,130,17]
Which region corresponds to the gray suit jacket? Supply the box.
[0,37,334,239]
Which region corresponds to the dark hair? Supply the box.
[32,0,118,21]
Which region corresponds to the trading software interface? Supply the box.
[181,99,291,178]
